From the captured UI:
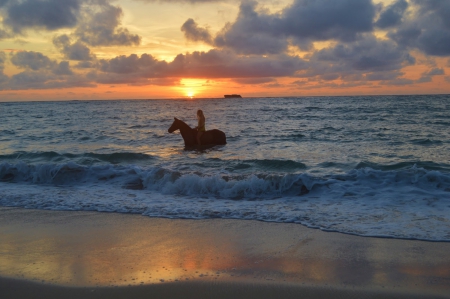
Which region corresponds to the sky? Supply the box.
[0,0,450,101]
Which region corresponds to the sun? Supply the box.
[186,90,195,98]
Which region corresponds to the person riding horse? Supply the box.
[168,115,226,149]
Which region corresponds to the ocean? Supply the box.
[1,95,449,241]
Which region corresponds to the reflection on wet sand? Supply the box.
[0,207,449,297]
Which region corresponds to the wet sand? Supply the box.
[1,207,449,298]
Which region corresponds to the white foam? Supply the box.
[1,163,449,241]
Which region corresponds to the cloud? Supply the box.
[6,70,94,90]
[133,0,226,3]
[53,34,96,61]
[1,0,140,47]
[232,77,275,84]
[375,0,408,29]
[210,0,376,55]
[417,67,445,83]
[149,78,181,86]
[181,18,212,44]
[278,0,375,42]
[2,51,79,90]
[171,50,306,78]
[0,51,5,67]
[98,54,166,75]
[75,61,97,69]
[10,50,56,70]
[382,77,414,85]
[213,1,288,54]
[315,35,414,72]
[2,0,82,33]
[365,71,404,81]
[74,2,141,46]
[92,49,305,86]
[298,35,415,83]
[389,0,450,56]
[53,61,74,76]
[0,29,12,40]
[0,51,8,84]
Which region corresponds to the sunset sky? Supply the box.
[0,0,449,101]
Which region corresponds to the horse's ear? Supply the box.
[174,117,179,121]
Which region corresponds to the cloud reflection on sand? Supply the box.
[0,208,449,297]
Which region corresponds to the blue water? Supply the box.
[1,96,450,241]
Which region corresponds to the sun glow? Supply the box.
[179,78,209,98]
[186,90,195,98]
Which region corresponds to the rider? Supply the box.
[195,109,205,146]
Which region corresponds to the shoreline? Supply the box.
[2,277,446,299]
[1,207,450,298]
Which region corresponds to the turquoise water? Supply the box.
[1,95,450,241]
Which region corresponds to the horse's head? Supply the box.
[168,117,180,133]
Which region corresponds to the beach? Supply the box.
[1,207,449,299]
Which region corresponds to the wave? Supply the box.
[0,151,155,165]
[221,159,307,172]
[1,161,450,200]
[355,160,450,172]
[2,161,450,242]
[410,138,443,146]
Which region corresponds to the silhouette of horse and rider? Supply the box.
[168,109,226,149]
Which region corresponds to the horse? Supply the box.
[168,117,227,148]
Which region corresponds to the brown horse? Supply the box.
[168,117,226,148]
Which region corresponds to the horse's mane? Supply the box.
[176,118,193,130]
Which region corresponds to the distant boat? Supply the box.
[224,94,242,98]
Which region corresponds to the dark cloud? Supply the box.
[0,51,5,67]
[213,1,287,54]
[1,1,140,47]
[6,70,94,89]
[232,77,275,84]
[150,78,181,86]
[389,0,450,56]
[426,67,445,76]
[181,18,212,44]
[417,67,445,83]
[279,0,375,42]
[10,51,55,70]
[382,77,414,85]
[134,0,224,3]
[3,0,82,33]
[169,50,305,78]
[211,0,376,55]
[313,35,414,72]
[296,35,415,83]
[0,29,11,39]
[53,35,96,61]
[93,49,305,85]
[5,51,75,90]
[74,2,141,46]
[53,61,74,76]
[365,71,404,81]
[75,61,97,69]
[291,79,374,90]
[0,51,8,84]
[8,71,52,89]
[98,54,166,75]
[375,0,408,29]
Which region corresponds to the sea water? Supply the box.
[1,96,450,241]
